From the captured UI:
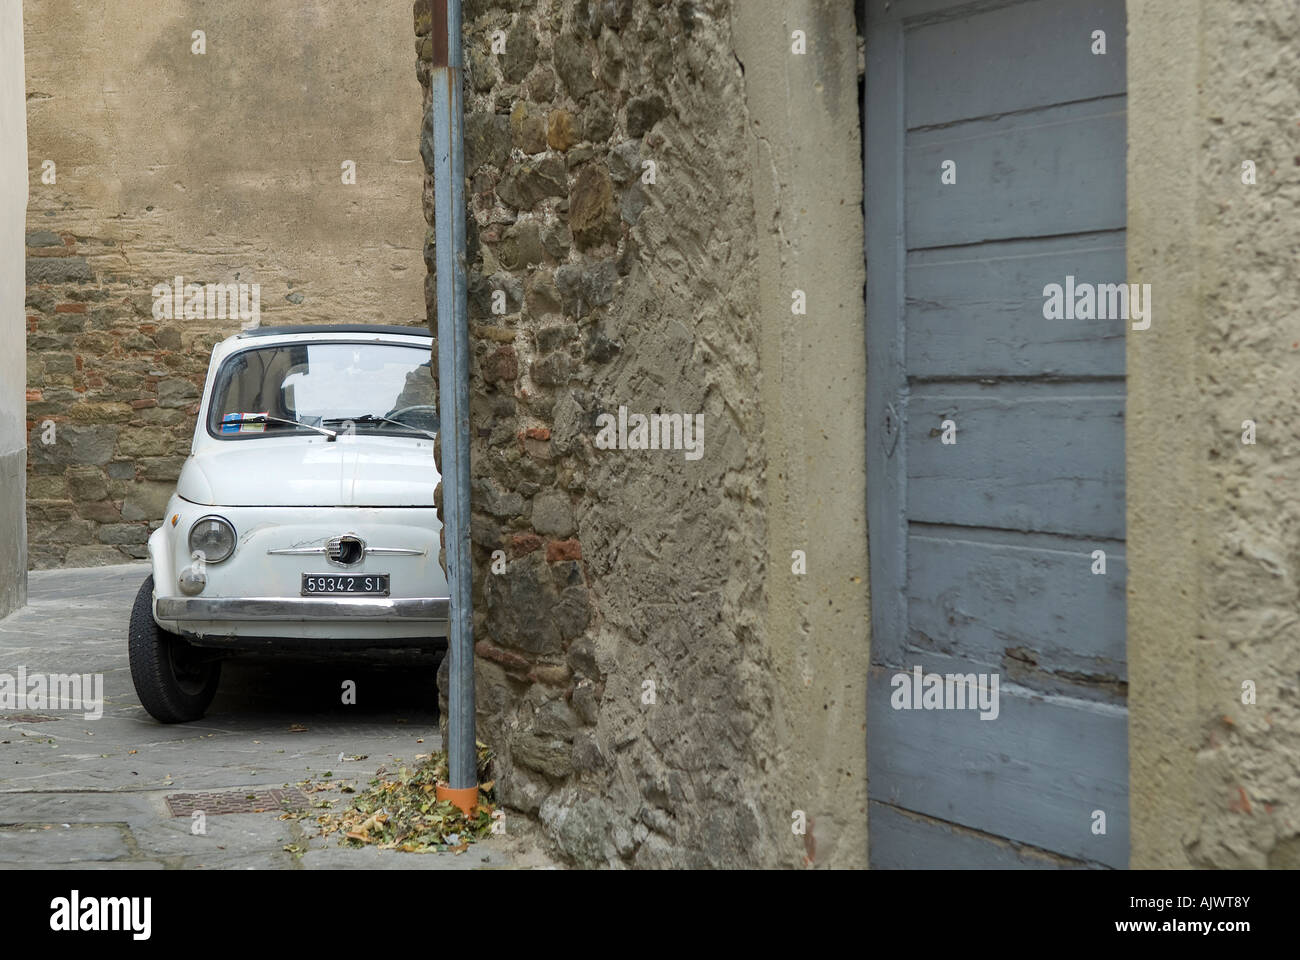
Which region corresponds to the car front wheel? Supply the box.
[129,575,222,723]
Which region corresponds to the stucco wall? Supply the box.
[23,0,426,568]
[734,0,869,869]
[1,0,28,617]
[419,0,867,867]
[1128,0,1300,868]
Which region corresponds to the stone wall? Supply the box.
[23,0,426,568]
[418,0,869,867]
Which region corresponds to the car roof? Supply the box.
[233,324,431,340]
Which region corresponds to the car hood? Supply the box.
[177,436,438,507]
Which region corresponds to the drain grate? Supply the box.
[165,788,310,817]
[1,714,59,723]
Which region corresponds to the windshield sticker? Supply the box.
[221,412,268,434]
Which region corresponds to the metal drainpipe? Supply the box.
[429,0,477,814]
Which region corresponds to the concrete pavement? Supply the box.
[0,564,547,869]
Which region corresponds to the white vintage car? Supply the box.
[128,324,449,723]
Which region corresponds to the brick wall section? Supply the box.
[24,233,228,568]
[418,0,781,866]
[21,0,426,570]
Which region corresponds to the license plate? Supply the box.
[301,574,390,596]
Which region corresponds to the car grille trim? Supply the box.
[265,546,426,557]
[156,596,449,621]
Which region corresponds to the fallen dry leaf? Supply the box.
[319,743,496,855]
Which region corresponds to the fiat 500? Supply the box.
[128,324,448,723]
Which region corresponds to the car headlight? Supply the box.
[188,515,237,563]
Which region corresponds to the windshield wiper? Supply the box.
[323,415,438,440]
[225,414,338,440]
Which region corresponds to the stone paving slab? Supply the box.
[297,844,510,870]
[0,564,551,870]
[0,860,169,870]
[0,822,131,861]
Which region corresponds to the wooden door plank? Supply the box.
[869,800,1103,869]
[907,386,1125,538]
[906,98,1127,250]
[906,231,1127,378]
[905,0,1126,129]
[865,1,911,668]
[907,527,1126,695]
[867,663,1129,866]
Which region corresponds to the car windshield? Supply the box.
[206,341,437,440]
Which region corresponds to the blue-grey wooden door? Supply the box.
[864,0,1128,868]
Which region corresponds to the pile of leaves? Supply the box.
[313,741,496,854]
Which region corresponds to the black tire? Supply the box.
[128,575,222,723]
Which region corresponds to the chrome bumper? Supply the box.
[155,596,450,622]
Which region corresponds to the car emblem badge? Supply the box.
[327,536,366,566]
